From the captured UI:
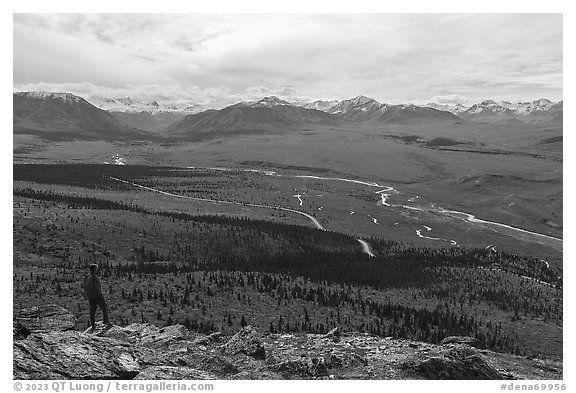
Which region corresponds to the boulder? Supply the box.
[15,304,76,333]
[134,366,217,380]
[139,325,190,349]
[89,323,190,348]
[412,345,504,379]
[222,325,265,359]
[160,350,240,377]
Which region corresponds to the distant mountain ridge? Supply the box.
[95,97,206,114]
[85,94,560,119]
[13,91,563,141]
[296,96,561,122]
[13,91,156,141]
[300,100,340,112]
[295,95,460,124]
[83,93,562,123]
[164,96,339,139]
[233,96,293,108]
[425,102,468,114]
[458,99,562,123]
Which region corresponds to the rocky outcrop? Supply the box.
[15,304,76,334]
[13,306,563,380]
[13,330,156,379]
[133,366,217,380]
[87,323,192,350]
[408,345,506,380]
[221,325,266,359]
[267,356,330,378]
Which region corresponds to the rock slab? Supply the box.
[222,325,266,359]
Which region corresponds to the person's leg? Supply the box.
[89,299,97,328]
[97,297,110,324]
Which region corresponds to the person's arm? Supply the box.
[94,276,103,297]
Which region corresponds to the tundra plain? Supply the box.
[13,120,563,361]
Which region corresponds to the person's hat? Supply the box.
[89,264,99,271]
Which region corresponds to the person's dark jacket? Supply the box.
[83,273,103,299]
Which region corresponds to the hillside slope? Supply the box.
[13,92,155,141]
[110,111,187,133]
[165,96,340,139]
[13,305,562,380]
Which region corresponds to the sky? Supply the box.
[13,13,563,108]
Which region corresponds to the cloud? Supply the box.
[13,14,563,103]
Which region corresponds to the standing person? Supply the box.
[83,264,111,330]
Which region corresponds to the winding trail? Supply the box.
[110,176,381,257]
[109,176,325,231]
[293,175,389,188]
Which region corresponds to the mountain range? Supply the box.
[458,99,563,122]
[94,96,206,114]
[13,92,155,141]
[164,96,340,139]
[13,91,563,141]
[93,97,206,133]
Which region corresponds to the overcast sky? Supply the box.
[13,13,563,108]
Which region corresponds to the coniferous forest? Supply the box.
[13,164,563,359]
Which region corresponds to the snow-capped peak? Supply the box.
[513,98,554,113]
[299,100,340,112]
[328,95,383,114]
[117,97,133,106]
[425,102,469,114]
[349,95,379,106]
[479,99,498,106]
[250,96,291,108]
[93,97,205,114]
[463,98,558,116]
[16,91,86,104]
